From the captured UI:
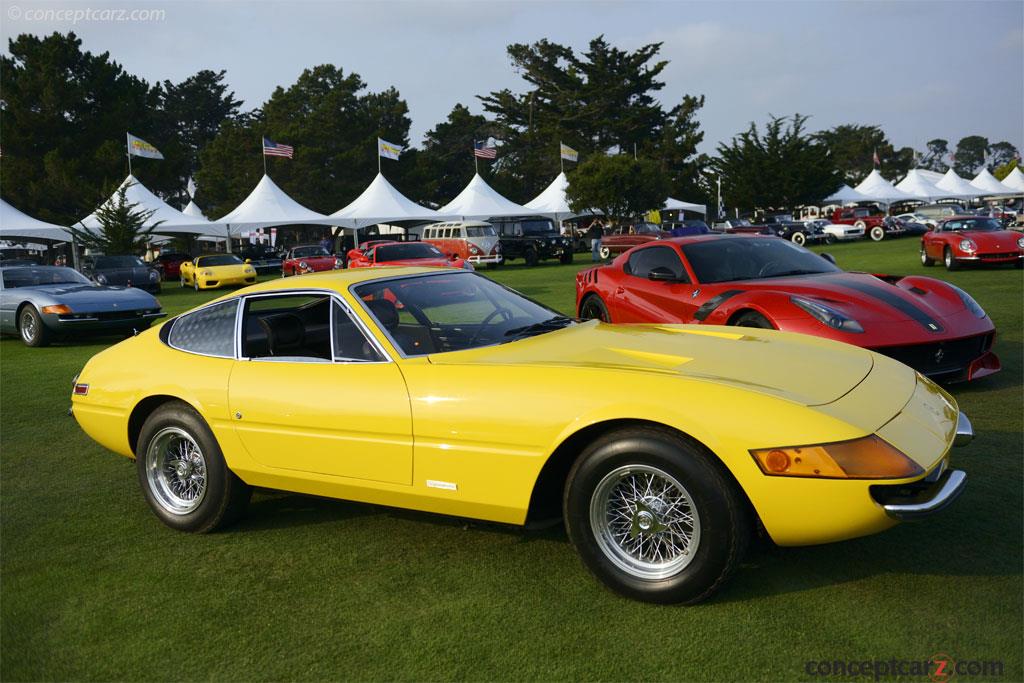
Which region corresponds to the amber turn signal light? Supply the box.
[751,435,923,480]
[41,304,72,314]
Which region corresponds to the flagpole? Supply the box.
[262,136,267,176]
[560,141,564,174]
[474,141,479,175]
[126,132,133,176]
[378,141,382,175]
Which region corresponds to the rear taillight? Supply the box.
[73,383,89,396]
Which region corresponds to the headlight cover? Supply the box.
[751,435,923,479]
[948,283,987,318]
[959,238,977,252]
[202,270,214,277]
[95,274,108,284]
[790,296,864,333]
[1017,237,1024,249]
[149,270,159,281]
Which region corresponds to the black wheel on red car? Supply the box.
[564,426,750,604]
[944,247,959,271]
[869,226,885,241]
[136,401,251,533]
[579,295,611,322]
[731,311,774,329]
[920,246,935,267]
[18,305,51,347]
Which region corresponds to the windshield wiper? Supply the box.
[503,316,575,341]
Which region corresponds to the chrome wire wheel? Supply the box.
[589,464,701,580]
[19,309,37,343]
[145,427,208,515]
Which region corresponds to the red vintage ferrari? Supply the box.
[576,234,1000,383]
[282,245,343,276]
[920,216,1024,271]
[347,241,472,270]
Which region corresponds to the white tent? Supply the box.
[439,173,543,219]
[331,173,446,228]
[896,169,954,200]
[216,174,334,236]
[999,167,1024,193]
[852,170,917,203]
[823,184,867,204]
[525,172,579,220]
[0,199,71,242]
[934,169,987,199]
[77,175,213,236]
[182,200,207,219]
[970,169,1018,197]
[663,197,706,215]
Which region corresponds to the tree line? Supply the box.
[2,31,1019,226]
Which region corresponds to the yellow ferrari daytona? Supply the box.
[70,268,972,604]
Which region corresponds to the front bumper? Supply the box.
[46,310,166,334]
[955,253,1023,264]
[872,468,968,520]
[873,332,1000,383]
[468,254,503,265]
[198,275,257,289]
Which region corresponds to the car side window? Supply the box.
[945,221,961,231]
[332,301,385,362]
[626,246,689,283]
[241,294,332,362]
[167,300,239,358]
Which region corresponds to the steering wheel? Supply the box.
[400,301,443,350]
[756,261,783,278]
[468,307,514,346]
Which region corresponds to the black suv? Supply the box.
[489,216,573,266]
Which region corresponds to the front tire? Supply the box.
[524,247,539,267]
[18,305,51,347]
[136,401,251,533]
[921,246,935,266]
[179,274,187,288]
[825,233,836,245]
[731,310,774,329]
[560,251,574,264]
[194,278,200,292]
[869,226,885,242]
[579,294,611,322]
[791,231,806,246]
[564,426,750,604]
[944,247,959,271]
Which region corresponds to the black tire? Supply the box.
[136,401,251,533]
[825,234,837,245]
[564,426,750,604]
[944,247,959,271]
[193,278,200,292]
[869,226,885,242]
[18,305,51,347]
[560,251,574,265]
[179,274,187,288]
[731,310,774,329]
[920,246,935,267]
[524,247,539,267]
[578,294,611,322]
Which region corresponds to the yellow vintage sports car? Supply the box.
[70,267,971,604]
[178,254,257,291]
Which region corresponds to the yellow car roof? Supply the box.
[238,266,452,296]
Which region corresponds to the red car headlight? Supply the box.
[959,239,977,253]
[751,435,923,479]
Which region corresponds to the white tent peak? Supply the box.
[1,199,71,241]
[970,168,1017,196]
[823,184,866,204]
[934,169,986,198]
[999,166,1024,192]
[217,174,332,234]
[895,169,950,201]
[182,200,207,219]
[439,173,542,219]
[332,173,444,227]
[78,174,211,235]
[851,169,916,203]
[525,172,574,218]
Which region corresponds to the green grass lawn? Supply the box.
[2,239,1021,681]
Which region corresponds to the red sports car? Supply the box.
[920,216,1024,271]
[154,253,188,279]
[576,234,999,383]
[282,245,343,276]
[347,241,471,270]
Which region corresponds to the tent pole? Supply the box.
[70,231,81,271]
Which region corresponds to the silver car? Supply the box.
[0,265,165,347]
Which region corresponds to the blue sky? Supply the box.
[3,0,1022,155]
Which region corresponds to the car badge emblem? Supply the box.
[934,348,944,364]
[691,289,700,298]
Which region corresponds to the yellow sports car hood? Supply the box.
[428,321,875,406]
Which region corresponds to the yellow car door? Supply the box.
[227,293,413,485]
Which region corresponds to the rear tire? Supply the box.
[564,426,750,604]
[920,246,935,266]
[579,294,611,322]
[18,305,51,347]
[731,311,774,329]
[136,401,251,533]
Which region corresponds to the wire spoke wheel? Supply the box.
[145,426,208,515]
[589,464,701,580]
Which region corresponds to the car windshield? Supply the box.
[197,255,243,267]
[2,266,92,288]
[292,246,330,258]
[946,218,1002,232]
[466,225,496,237]
[353,271,572,356]
[521,219,557,235]
[95,255,145,268]
[682,237,840,283]
[375,243,444,261]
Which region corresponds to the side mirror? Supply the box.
[648,266,683,283]
[820,253,836,265]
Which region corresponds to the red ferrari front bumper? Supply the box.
[872,332,999,383]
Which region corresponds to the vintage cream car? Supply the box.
[70,268,971,604]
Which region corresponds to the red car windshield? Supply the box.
[375,243,444,261]
[681,237,839,283]
[943,218,1002,232]
[292,246,330,258]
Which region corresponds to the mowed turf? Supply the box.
[1,239,1021,681]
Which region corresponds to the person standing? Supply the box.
[587,220,605,262]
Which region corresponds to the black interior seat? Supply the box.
[258,313,306,356]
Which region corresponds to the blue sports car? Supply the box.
[0,265,165,347]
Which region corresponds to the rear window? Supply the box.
[167,300,238,358]
[376,243,444,261]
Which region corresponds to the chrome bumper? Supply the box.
[881,470,967,521]
[954,411,973,447]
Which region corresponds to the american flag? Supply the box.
[473,140,497,159]
[263,137,294,158]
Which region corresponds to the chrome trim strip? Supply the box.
[882,469,967,521]
[954,411,973,447]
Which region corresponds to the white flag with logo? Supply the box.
[378,137,403,160]
[127,133,164,159]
